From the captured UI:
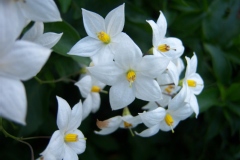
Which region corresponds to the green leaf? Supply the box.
[226,83,240,102]
[204,43,231,85]
[58,0,72,13]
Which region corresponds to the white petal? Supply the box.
[135,124,160,137]
[67,101,83,132]
[0,40,51,81]
[82,95,93,120]
[157,72,173,85]
[63,144,78,160]
[35,32,63,49]
[82,8,105,38]
[87,62,125,85]
[56,96,71,132]
[105,4,125,36]
[168,86,187,111]
[159,118,180,132]
[21,22,44,41]
[134,77,162,101]
[95,116,122,135]
[94,127,119,135]
[146,20,162,47]
[68,36,104,57]
[110,77,135,110]
[171,104,193,121]
[0,1,26,51]
[139,107,166,127]
[172,58,185,75]
[156,11,167,38]
[187,73,204,95]
[90,44,114,64]
[185,53,197,77]
[0,77,26,125]
[137,55,169,78]
[66,130,86,155]
[189,94,199,118]
[91,93,101,113]
[18,0,62,22]
[167,61,179,86]
[142,101,158,111]
[121,115,142,127]
[75,75,92,98]
[160,37,184,59]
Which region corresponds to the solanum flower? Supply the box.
[136,86,193,137]
[182,53,204,117]
[22,22,63,48]
[68,4,133,64]
[0,0,61,51]
[95,107,142,135]
[0,40,51,125]
[39,96,86,160]
[75,74,106,120]
[147,11,184,60]
[88,38,169,110]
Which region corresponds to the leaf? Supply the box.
[226,83,240,102]
[58,0,72,13]
[204,43,231,85]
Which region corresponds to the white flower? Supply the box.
[68,4,133,64]
[39,96,86,160]
[0,40,51,125]
[0,0,61,51]
[136,86,193,137]
[75,75,106,120]
[22,22,63,48]
[88,38,169,110]
[147,11,184,60]
[182,53,204,117]
[95,107,142,135]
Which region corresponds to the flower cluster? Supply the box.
[68,4,204,137]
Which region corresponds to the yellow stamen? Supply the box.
[187,80,197,87]
[91,86,101,92]
[164,85,174,94]
[158,44,170,52]
[126,70,136,87]
[124,121,132,128]
[97,31,111,44]
[64,134,78,142]
[165,113,174,133]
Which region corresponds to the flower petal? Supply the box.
[121,115,142,128]
[167,61,179,86]
[139,107,166,127]
[156,11,167,38]
[87,62,125,85]
[63,144,78,160]
[105,4,125,37]
[82,8,105,38]
[95,116,122,135]
[160,37,184,59]
[146,20,162,47]
[56,96,71,132]
[75,75,92,98]
[0,77,26,125]
[109,77,135,110]
[189,93,199,118]
[91,93,101,113]
[134,77,162,101]
[159,118,180,132]
[66,130,86,155]
[67,101,83,132]
[18,0,62,22]
[82,94,93,120]
[185,53,197,77]
[35,32,63,49]
[135,124,160,137]
[142,101,158,111]
[90,44,114,64]
[0,40,51,81]
[21,22,44,41]
[68,36,104,57]
[187,73,204,95]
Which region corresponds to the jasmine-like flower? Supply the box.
[22,22,63,48]
[0,0,61,51]
[136,86,193,137]
[39,96,86,160]
[68,4,133,64]
[95,107,142,135]
[0,40,51,125]
[88,39,169,110]
[182,53,204,117]
[75,75,106,120]
[147,11,184,60]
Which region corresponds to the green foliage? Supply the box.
[1,0,240,159]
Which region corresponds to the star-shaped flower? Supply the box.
[39,96,86,160]
[88,38,169,110]
[68,4,133,64]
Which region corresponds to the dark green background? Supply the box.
[1,0,240,159]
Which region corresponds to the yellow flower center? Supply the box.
[97,31,111,44]
[164,113,174,133]
[187,80,197,87]
[126,70,136,87]
[91,86,101,92]
[158,44,170,52]
[64,133,78,142]
[124,121,132,128]
[164,85,175,94]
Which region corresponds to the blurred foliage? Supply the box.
[1,0,240,159]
